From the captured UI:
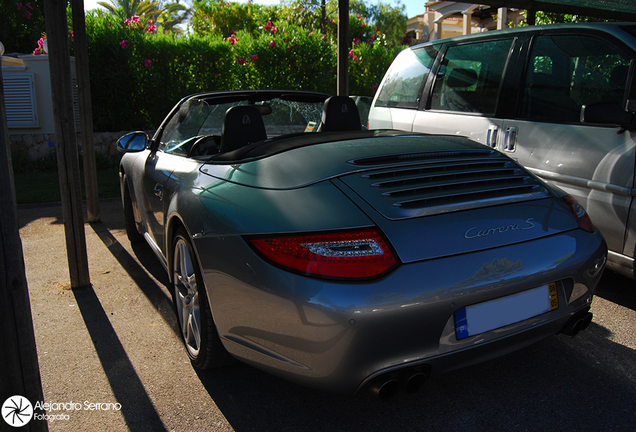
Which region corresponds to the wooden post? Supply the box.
[71,0,100,223]
[337,0,349,96]
[0,60,48,432]
[44,0,91,289]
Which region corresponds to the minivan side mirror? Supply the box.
[117,131,149,152]
[580,102,634,128]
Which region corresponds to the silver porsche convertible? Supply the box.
[118,90,607,399]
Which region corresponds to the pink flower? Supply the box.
[371,84,379,92]
[271,26,278,34]
[264,21,272,31]
[228,33,238,45]
[147,23,156,33]
[308,31,314,37]
[24,11,32,19]
[236,57,245,65]
[16,3,23,10]
[269,40,276,48]
[249,54,258,62]
[144,59,152,68]
[119,40,128,49]
[131,15,140,24]
[26,2,33,10]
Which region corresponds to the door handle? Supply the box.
[154,183,163,200]
[504,126,518,151]
[486,124,499,148]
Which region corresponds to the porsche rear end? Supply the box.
[194,135,607,397]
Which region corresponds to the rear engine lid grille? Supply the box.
[340,154,552,220]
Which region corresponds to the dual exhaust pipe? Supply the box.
[561,310,593,337]
[367,366,430,400]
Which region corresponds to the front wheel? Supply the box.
[172,228,232,369]
[122,178,143,243]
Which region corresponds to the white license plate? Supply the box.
[455,283,558,340]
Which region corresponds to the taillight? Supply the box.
[564,195,593,233]
[248,228,399,280]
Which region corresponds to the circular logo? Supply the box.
[2,396,34,427]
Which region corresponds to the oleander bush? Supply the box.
[2,1,405,132]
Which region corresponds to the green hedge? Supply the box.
[85,12,402,132]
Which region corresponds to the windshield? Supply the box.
[158,96,325,156]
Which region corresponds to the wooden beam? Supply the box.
[477,0,636,21]
[71,0,100,223]
[337,0,349,96]
[44,0,91,289]
[0,60,48,432]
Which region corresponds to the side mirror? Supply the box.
[117,131,149,153]
[580,102,633,127]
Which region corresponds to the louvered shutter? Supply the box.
[3,73,38,128]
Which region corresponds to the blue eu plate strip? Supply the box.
[455,284,553,340]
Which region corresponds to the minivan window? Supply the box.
[374,45,438,108]
[519,34,632,123]
[429,39,514,115]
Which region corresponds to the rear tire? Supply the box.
[172,228,232,369]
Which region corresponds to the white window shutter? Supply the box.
[3,73,38,128]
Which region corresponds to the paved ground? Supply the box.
[15,198,636,431]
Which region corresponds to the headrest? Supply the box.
[530,72,554,88]
[220,105,267,153]
[447,68,478,89]
[317,96,362,132]
[609,65,628,90]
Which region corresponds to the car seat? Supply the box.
[317,96,362,132]
[220,105,268,153]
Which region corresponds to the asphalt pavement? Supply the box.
[14,198,636,431]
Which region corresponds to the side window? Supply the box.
[430,39,513,115]
[520,34,632,124]
[374,45,438,108]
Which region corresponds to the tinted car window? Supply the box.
[374,45,438,108]
[519,34,632,123]
[430,39,513,115]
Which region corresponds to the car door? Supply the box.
[142,99,212,257]
[411,37,518,148]
[499,31,636,266]
[141,149,179,259]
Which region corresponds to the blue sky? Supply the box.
[84,0,426,20]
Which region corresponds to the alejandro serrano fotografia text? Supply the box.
[34,401,122,411]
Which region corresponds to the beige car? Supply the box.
[369,23,636,279]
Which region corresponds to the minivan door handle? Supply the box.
[486,125,499,148]
[504,126,518,151]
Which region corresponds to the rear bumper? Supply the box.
[196,228,606,394]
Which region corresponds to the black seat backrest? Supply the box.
[447,68,478,89]
[317,96,362,132]
[220,105,267,154]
